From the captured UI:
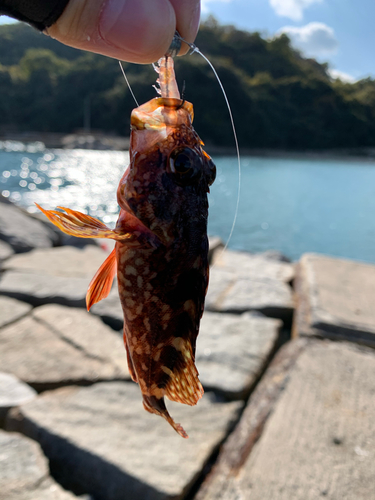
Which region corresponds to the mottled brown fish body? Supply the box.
[36,57,216,438]
[114,104,215,435]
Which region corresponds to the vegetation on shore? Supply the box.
[1,18,374,149]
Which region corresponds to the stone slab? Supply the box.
[32,304,128,376]
[90,286,123,330]
[0,373,36,427]
[212,249,295,283]
[208,235,224,264]
[205,268,294,320]
[0,271,89,307]
[0,296,32,328]
[196,312,281,398]
[0,239,14,262]
[293,253,375,346]
[0,310,128,390]
[0,430,78,500]
[196,338,375,500]
[0,200,59,253]
[3,246,109,278]
[7,382,242,500]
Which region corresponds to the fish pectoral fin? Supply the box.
[36,204,134,242]
[143,395,188,439]
[86,248,117,310]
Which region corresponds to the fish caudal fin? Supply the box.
[36,204,133,242]
[86,248,117,310]
[143,395,189,439]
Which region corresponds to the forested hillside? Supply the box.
[1,18,374,149]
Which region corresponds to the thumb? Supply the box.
[47,0,176,64]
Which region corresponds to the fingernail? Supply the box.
[99,0,174,58]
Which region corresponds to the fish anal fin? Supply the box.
[86,248,117,310]
[164,362,204,407]
[36,204,135,242]
[142,395,188,439]
[163,339,204,406]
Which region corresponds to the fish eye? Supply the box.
[168,147,202,185]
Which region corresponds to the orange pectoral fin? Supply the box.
[86,248,117,310]
[36,204,135,242]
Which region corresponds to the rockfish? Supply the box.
[37,56,216,438]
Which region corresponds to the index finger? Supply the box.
[169,0,200,55]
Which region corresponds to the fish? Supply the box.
[36,56,216,438]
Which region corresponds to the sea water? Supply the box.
[1,148,375,263]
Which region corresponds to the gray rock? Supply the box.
[7,382,242,500]
[208,235,224,264]
[206,270,294,320]
[0,312,128,390]
[196,339,375,500]
[219,278,293,319]
[3,246,109,278]
[0,430,78,499]
[196,312,281,398]
[293,253,375,346]
[212,249,295,283]
[0,373,36,427]
[32,304,128,376]
[0,271,89,307]
[205,250,295,321]
[0,239,14,262]
[0,246,114,308]
[0,296,32,328]
[0,200,58,252]
[258,249,291,263]
[90,287,123,329]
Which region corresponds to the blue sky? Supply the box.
[1,0,374,80]
[201,0,375,81]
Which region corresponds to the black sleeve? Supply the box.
[0,0,70,30]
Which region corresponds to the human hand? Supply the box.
[47,0,200,63]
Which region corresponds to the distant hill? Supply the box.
[1,18,374,149]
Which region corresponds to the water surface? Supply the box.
[1,149,374,263]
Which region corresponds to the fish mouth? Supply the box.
[130,97,194,155]
[131,97,194,131]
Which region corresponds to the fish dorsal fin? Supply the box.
[86,248,117,310]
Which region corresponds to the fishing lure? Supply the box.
[37,55,216,438]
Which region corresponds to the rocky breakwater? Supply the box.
[4,196,374,500]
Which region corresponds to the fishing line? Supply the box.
[119,61,139,107]
[176,35,241,254]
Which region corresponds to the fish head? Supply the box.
[117,97,216,245]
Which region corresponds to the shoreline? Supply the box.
[1,132,375,163]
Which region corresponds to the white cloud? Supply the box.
[201,0,233,13]
[278,22,338,57]
[328,69,356,83]
[270,0,323,21]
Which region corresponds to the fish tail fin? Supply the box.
[86,248,117,310]
[143,395,188,439]
[36,204,132,241]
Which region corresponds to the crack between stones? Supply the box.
[182,322,291,500]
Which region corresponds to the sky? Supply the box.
[201,0,375,81]
[1,0,374,81]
